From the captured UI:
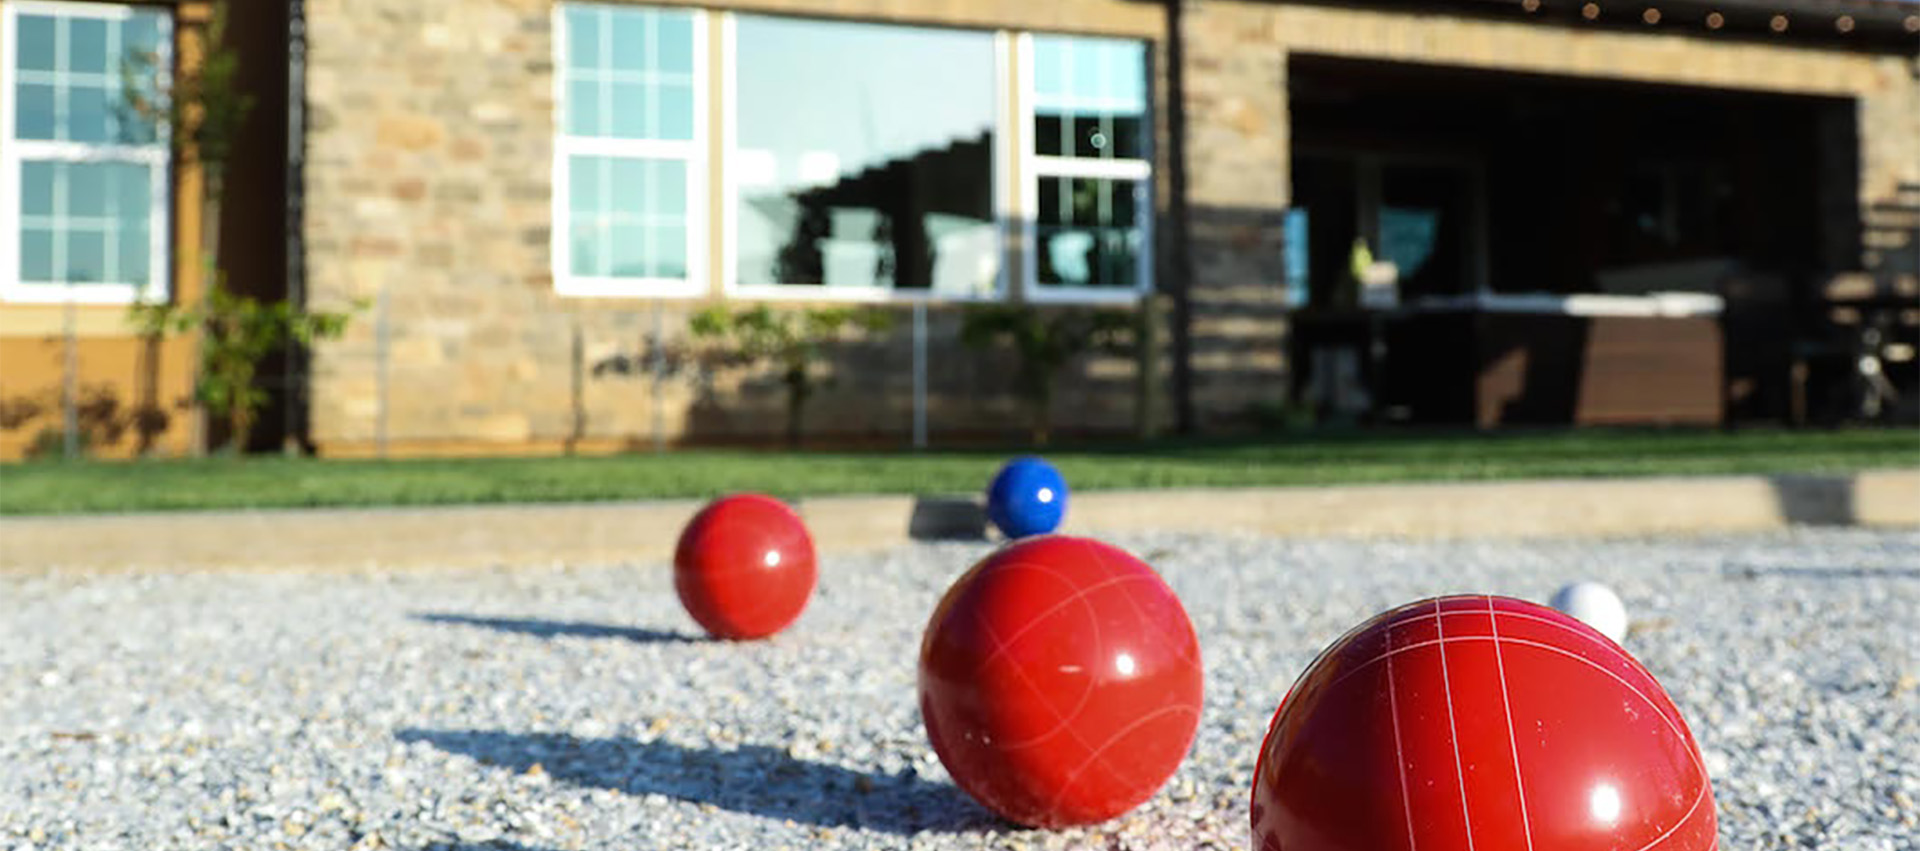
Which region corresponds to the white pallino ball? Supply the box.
[1549,581,1629,644]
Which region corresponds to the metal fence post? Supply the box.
[62,292,77,459]
[912,302,928,450]
[375,284,389,459]
[650,303,666,452]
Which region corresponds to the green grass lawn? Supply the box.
[1,428,1914,516]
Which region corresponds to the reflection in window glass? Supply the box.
[734,15,999,295]
[1379,207,1441,282]
[1036,177,1143,289]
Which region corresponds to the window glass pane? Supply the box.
[653,224,687,279]
[69,163,109,218]
[115,162,151,219]
[566,79,602,136]
[21,228,55,282]
[118,220,150,286]
[16,83,56,140]
[18,15,57,71]
[68,17,108,74]
[609,81,648,139]
[569,155,603,214]
[123,13,167,60]
[1036,176,1142,288]
[655,84,694,141]
[1034,113,1066,158]
[735,15,997,293]
[569,222,603,277]
[67,230,107,283]
[1070,41,1105,102]
[655,12,694,74]
[1110,116,1147,160]
[609,223,647,277]
[566,7,602,71]
[1110,42,1149,112]
[1032,39,1064,100]
[649,159,687,217]
[609,158,649,216]
[68,85,114,144]
[21,162,56,218]
[610,11,648,73]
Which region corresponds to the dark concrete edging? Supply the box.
[1,469,1914,573]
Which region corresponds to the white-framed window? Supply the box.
[553,3,707,298]
[722,13,1009,303]
[1020,34,1153,303]
[0,1,171,305]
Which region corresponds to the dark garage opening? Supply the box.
[1284,55,1878,428]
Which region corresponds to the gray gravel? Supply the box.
[2,528,1916,850]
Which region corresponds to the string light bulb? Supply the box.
[1705,10,1725,28]
[1522,0,1541,12]
[1770,14,1789,32]
[1643,7,1661,24]
[1835,15,1854,33]
[1582,2,1601,19]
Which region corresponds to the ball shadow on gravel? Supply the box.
[396,729,1001,835]
[410,843,562,851]
[412,613,704,643]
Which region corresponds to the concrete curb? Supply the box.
[2,469,1914,573]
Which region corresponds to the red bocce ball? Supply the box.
[919,536,1204,828]
[673,494,817,640]
[1251,595,1716,851]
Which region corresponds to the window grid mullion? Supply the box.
[102,19,121,283]
[53,15,69,143]
[51,163,68,284]
[1097,178,1112,284]
[645,11,659,141]
[652,159,666,279]
[1058,41,1073,159]
[1031,156,1149,181]
[598,8,612,139]
[597,154,612,278]
[1098,43,1115,163]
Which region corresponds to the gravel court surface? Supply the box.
[2,528,1917,851]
